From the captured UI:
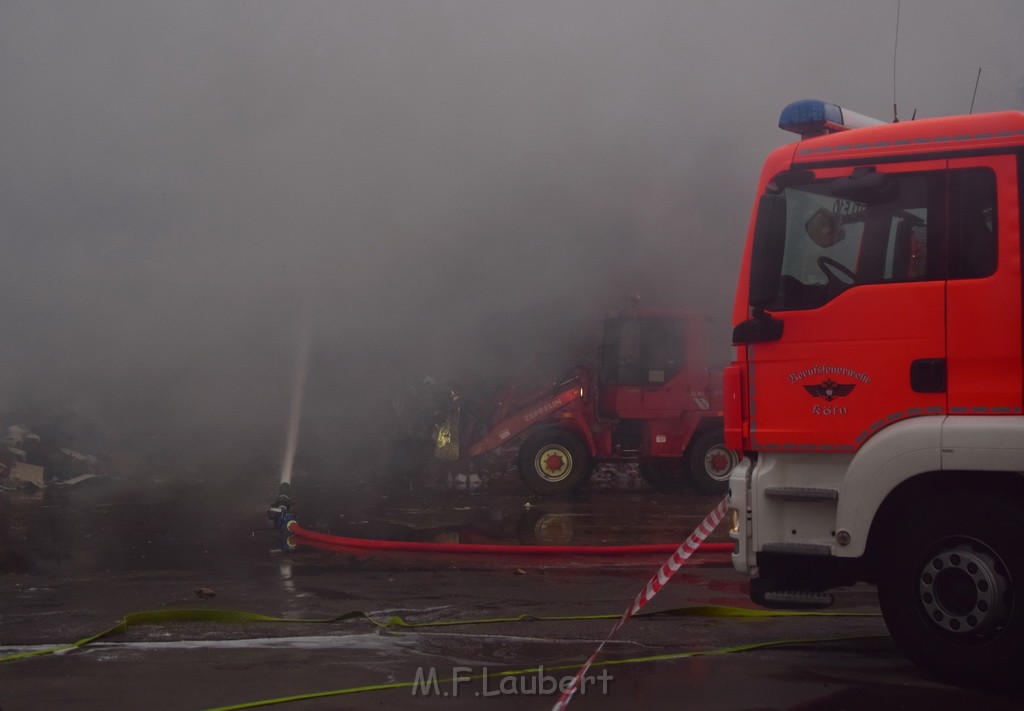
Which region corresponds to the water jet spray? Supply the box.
[279,321,311,488]
[269,318,312,530]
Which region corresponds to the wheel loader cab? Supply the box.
[596,313,686,419]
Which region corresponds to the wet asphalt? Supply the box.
[2,473,1022,710]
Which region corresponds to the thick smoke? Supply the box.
[2,1,1022,481]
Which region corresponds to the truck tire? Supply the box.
[876,493,1023,690]
[640,461,684,492]
[684,429,737,494]
[518,428,592,497]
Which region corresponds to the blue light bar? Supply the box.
[779,100,886,138]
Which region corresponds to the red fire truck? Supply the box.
[439,304,735,496]
[726,100,1024,687]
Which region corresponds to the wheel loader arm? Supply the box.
[466,383,584,457]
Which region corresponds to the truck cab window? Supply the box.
[949,169,997,279]
[600,317,684,385]
[770,171,939,310]
[640,318,684,384]
[600,318,642,385]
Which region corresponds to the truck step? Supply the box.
[764,486,839,501]
[749,577,835,606]
[750,577,837,608]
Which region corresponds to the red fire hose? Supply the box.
[285,519,734,556]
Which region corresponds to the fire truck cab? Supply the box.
[726,100,1024,688]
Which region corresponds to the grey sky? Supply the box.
[2,1,1022,471]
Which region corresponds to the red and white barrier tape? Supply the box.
[551,496,730,711]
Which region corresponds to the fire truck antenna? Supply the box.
[892,0,901,123]
[970,67,983,114]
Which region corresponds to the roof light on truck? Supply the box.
[779,100,886,138]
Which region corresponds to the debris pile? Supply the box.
[0,424,108,492]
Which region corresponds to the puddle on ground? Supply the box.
[1,475,729,576]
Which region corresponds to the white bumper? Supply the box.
[727,456,754,574]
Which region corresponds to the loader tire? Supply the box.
[518,428,591,497]
[685,429,737,494]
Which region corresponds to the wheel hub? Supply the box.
[704,446,736,481]
[536,446,571,482]
[918,543,1012,636]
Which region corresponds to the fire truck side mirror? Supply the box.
[748,192,787,310]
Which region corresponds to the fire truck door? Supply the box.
[746,161,947,451]
[944,156,1023,413]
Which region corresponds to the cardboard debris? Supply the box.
[8,462,45,490]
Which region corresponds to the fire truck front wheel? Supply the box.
[876,493,1023,690]
[518,429,592,497]
[685,429,737,494]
